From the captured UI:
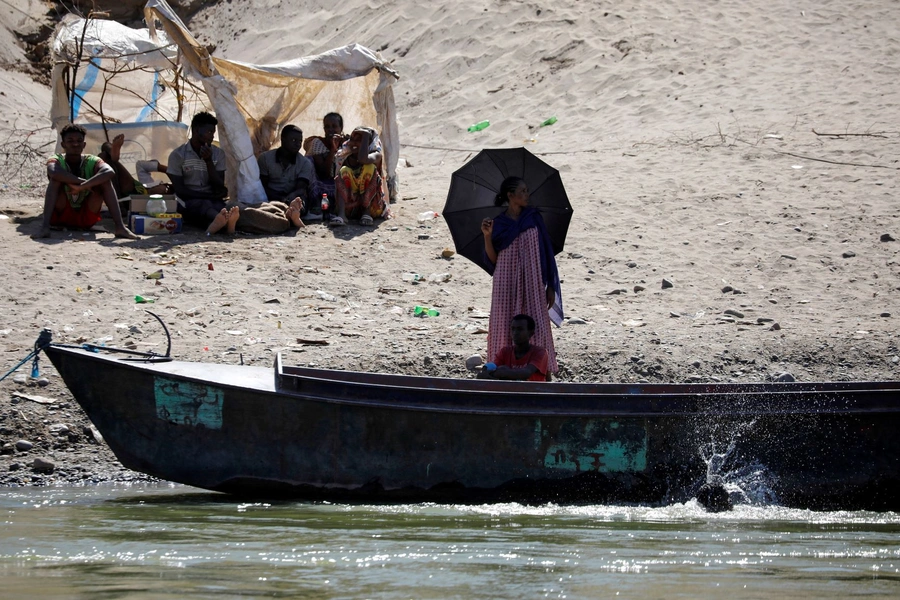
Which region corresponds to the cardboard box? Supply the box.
[127,194,180,216]
[131,214,183,235]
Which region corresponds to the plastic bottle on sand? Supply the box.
[418,211,439,223]
[467,120,490,132]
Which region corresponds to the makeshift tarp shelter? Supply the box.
[49,0,401,204]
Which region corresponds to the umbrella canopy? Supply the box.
[443,148,573,274]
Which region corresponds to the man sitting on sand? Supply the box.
[477,314,550,382]
[99,134,170,198]
[167,111,238,235]
[32,123,137,240]
[236,124,316,233]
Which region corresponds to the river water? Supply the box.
[2,484,899,599]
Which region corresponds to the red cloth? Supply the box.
[49,194,102,229]
[495,345,549,381]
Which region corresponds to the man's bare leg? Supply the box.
[31,181,62,239]
[226,206,240,234]
[286,198,305,228]
[100,181,138,239]
[207,208,229,234]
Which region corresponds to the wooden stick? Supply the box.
[775,150,900,170]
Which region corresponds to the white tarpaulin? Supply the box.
[49,0,400,204]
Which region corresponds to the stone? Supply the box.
[31,458,55,473]
[606,288,628,295]
[669,312,681,318]
[769,323,781,331]
[691,360,701,368]
[49,424,70,435]
[757,317,774,323]
[773,372,795,382]
[661,278,673,289]
[880,312,891,318]
[721,285,733,293]
[36,378,50,387]
[781,254,796,260]
[723,309,744,318]
[15,440,33,451]
[465,354,483,370]
[567,318,587,325]
[880,233,895,242]
[627,261,637,268]
[1,443,13,455]
[842,250,856,258]
[8,462,21,471]
[633,285,645,293]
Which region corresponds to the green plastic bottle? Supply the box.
[467,120,490,132]
[539,116,558,127]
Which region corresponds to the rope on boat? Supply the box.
[0,329,52,382]
[1,313,174,381]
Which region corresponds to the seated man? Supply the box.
[99,134,170,198]
[32,123,137,239]
[477,314,550,382]
[167,111,237,235]
[304,112,347,210]
[331,126,390,227]
[239,124,315,233]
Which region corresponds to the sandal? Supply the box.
[360,214,374,226]
[328,215,346,227]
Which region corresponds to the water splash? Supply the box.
[699,420,778,507]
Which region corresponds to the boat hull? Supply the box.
[44,345,900,508]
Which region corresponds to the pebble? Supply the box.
[670,311,681,318]
[842,250,856,258]
[661,278,673,289]
[465,354,483,370]
[15,440,33,451]
[691,360,701,368]
[781,254,796,260]
[723,309,744,318]
[606,288,628,295]
[769,323,781,331]
[567,318,587,325]
[13,374,27,384]
[880,312,891,318]
[880,233,895,242]
[757,317,774,323]
[8,463,21,471]
[627,262,637,268]
[49,424,70,435]
[633,285,645,293]
[892,356,899,364]
[31,458,55,473]
[721,285,733,293]
[773,372,795,382]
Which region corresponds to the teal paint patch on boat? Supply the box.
[543,419,647,472]
[155,378,223,429]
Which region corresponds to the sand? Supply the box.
[0,0,898,483]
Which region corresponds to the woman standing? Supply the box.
[482,176,563,375]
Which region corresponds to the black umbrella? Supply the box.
[442,147,573,274]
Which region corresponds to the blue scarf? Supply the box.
[484,206,564,326]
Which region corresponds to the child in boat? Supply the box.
[477,314,550,382]
[330,126,390,227]
[32,123,137,239]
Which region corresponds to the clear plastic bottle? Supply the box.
[320,193,329,212]
[417,210,439,223]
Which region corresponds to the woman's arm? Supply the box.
[482,218,497,265]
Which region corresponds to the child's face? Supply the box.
[323,116,342,136]
[61,132,86,155]
[348,130,365,151]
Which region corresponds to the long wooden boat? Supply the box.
[41,339,900,509]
